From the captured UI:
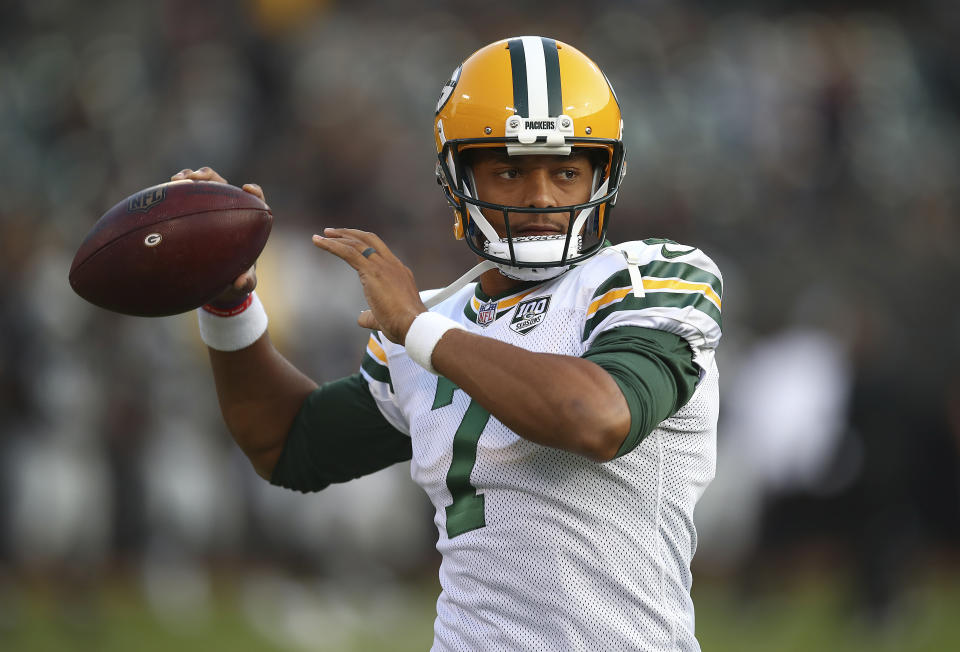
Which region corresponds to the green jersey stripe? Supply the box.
[464,302,478,322]
[582,291,723,342]
[361,354,393,389]
[591,270,633,303]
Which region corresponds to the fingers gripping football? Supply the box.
[171,166,228,185]
[170,167,264,303]
[312,228,426,343]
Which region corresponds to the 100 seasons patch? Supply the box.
[510,295,551,335]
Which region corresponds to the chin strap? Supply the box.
[463,170,505,244]
[423,260,498,309]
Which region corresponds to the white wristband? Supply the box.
[404,312,465,375]
[198,292,268,351]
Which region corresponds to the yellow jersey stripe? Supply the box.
[587,287,632,317]
[366,335,387,364]
[498,287,540,309]
[471,287,541,312]
[586,279,722,319]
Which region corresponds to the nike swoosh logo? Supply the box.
[661,245,695,259]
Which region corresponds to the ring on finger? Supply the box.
[361,247,377,258]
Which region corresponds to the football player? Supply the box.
[175,36,722,651]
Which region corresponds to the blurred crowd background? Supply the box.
[1,0,959,649]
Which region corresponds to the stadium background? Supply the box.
[1,0,958,649]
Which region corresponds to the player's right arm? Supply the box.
[174,168,412,486]
[209,327,414,488]
[207,334,317,480]
[170,167,319,480]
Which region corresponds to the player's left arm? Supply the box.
[313,228,696,462]
[430,326,697,461]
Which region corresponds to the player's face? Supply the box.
[468,150,595,238]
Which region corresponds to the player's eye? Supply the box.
[557,168,579,180]
[496,168,520,179]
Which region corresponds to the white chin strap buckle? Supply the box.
[485,235,581,281]
[484,234,581,264]
[505,114,574,155]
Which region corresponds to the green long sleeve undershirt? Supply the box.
[270,326,700,493]
[581,326,699,457]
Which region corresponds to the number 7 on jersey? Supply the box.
[433,376,490,538]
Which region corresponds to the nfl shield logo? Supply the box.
[127,186,167,214]
[477,301,497,326]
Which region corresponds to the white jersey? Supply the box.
[360,240,722,651]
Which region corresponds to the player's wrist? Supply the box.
[198,291,268,351]
[404,312,465,375]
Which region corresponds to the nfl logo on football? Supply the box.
[477,301,497,326]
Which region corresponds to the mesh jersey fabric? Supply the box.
[360,240,722,651]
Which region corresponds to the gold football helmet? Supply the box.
[435,36,626,281]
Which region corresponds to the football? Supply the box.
[69,180,272,317]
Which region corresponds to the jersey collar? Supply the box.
[460,245,606,325]
[464,281,543,325]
